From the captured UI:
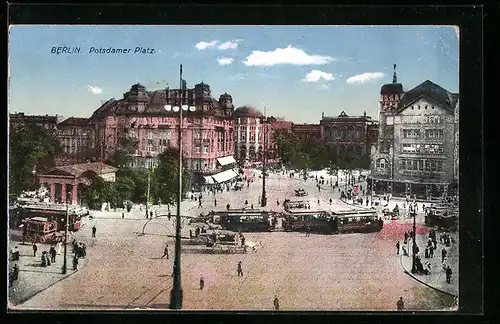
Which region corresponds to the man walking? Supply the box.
[274,295,280,310]
[397,297,404,311]
[441,248,447,263]
[445,266,452,284]
[214,198,217,207]
[396,241,400,255]
[32,243,38,257]
[306,225,311,237]
[73,255,79,271]
[200,275,205,290]
[49,245,57,263]
[237,261,243,276]
[162,244,169,259]
[92,225,97,238]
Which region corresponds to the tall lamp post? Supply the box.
[61,192,70,274]
[260,107,268,207]
[32,167,37,189]
[410,202,417,273]
[164,64,195,309]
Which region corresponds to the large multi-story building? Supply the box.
[369,66,459,199]
[9,113,59,134]
[320,111,378,164]
[291,123,322,142]
[55,117,96,166]
[233,106,274,165]
[89,82,236,185]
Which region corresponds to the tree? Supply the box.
[108,132,139,168]
[152,147,189,205]
[9,124,61,195]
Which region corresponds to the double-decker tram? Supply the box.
[211,209,272,232]
[331,208,382,233]
[18,203,88,232]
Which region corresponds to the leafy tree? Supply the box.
[9,124,61,195]
[108,132,139,168]
[152,147,189,205]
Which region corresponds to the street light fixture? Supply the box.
[164,64,195,310]
[32,167,37,189]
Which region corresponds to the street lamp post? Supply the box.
[410,203,417,273]
[32,167,37,189]
[261,108,268,207]
[62,194,69,274]
[164,64,195,309]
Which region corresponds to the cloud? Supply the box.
[195,40,219,50]
[218,40,242,50]
[243,45,335,66]
[86,85,102,94]
[217,57,234,65]
[302,70,335,82]
[346,72,385,84]
[227,73,248,81]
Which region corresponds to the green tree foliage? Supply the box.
[9,124,61,195]
[79,173,116,209]
[108,132,139,168]
[152,147,189,205]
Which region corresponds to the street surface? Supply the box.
[13,171,457,311]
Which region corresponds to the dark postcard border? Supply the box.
[5,3,484,323]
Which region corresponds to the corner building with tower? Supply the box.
[369,66,459,200]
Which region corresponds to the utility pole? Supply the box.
[261,106,267,207]
[62,200,69,274]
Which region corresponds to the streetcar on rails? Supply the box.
[282,207,382,234]
[18,203,88,232]
[424,205,458,231]
[210,209,272,232]
[283,199,310,211]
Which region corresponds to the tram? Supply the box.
[18,203,88,232]
[210,209,272,232]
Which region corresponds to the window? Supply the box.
[147,143,153,152]
[203,131,209,140]
[148,130,153,140]
[195,130,201,139]
[204,144,209,154]
[195,145,201,153]
[195,159,201,170]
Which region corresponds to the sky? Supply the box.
[8,25,459,123]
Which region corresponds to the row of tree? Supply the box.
[271,128,371,176]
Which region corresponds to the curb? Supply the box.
[9,258,85,307]
[399,255,457,298]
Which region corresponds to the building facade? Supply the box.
[89,82,236,185]
[9,113,59,134]
[55,117,96,166]
[233,106,273,165]
[291,123,322,142]
[370,67,459,199]
[320,110,378,165]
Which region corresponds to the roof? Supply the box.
[234,106,263,117]
[380,83,404,95]
[397,80,457,113]
[43,162,117,178]
[58,117,90,126]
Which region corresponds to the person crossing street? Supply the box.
[237,261,243,276]
[162,244,169,259]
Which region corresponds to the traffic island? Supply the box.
[400,231,458,299]
[8,241,86,308]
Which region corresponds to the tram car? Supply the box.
[211,209,272,232]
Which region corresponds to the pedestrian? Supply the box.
[424,247,429,258]
[441,248,447,263]
[237,261,243,276]
[397,297,404,311]
[245,200,248,206]
[9,264,20,288]
[33,243,38,257]
[274,295,280,310]
[317,199,320,205]
[49,245,57,263]
[199,199,202,208]
[162,244,169,259]
[150,211,154,219]
[429,245,434,258]
[214,198,217,207]
[251,204,254,209]
[200,275,205,290]
[73,255,78,271]
[396,241,400,255]
[226,203,230,211]
[11,246,20,261]
[122,212,125,219]
[41,251,47,267]
[306,225,311,237]
[276,199,279,206]
[92,225,97,238]
[189,229,193,239]
[329,198,332,205]
[445,266,452,283]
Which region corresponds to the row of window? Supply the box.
[402,129,444,139]
[326,130,363,141]
[399,159,444,172]
[402,143,444,154]
[410,104,436,110]
[59,128,89,136]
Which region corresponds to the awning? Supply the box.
[204,176,215,184]
[217,156,236,167]
[212,169,238,183]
